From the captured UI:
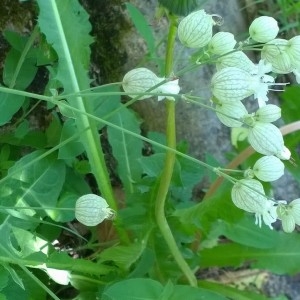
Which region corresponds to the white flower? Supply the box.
[248,122,284,156]
[287,35,300,67]
[122,68,180,101]
[255,104,281,123]
[276,145,291,160]
[253,155,284,182]
[277,199,300,233]
[158,78,180,101]
[122,68,160,100]
[250,60,276,107]
[215,101,248,127]
[216,51,256,73]
[290,199,300,224]
[75,194,115,226]
[231,179,277,229]
[208,32,236,55]
[178,10,214,48]
[249,16,279,43]
[211,67,255,102]
[261,39,294,74]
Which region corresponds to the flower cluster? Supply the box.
[176,11,299,231]
[121,10,299,232]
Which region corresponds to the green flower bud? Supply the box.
[178,10,214,48]
[215,101,247,127]
[211,67,255,102]
[255,104,281,123]
[253,155,284,182]
[122,68,159,100]
[248,122,284,156]
[249,16,279,43]
[208,32,236,55]
[75,194,114,226]
[216,51,256,73]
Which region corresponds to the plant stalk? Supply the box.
[154,14,197,287]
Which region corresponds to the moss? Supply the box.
[82,0,131,84]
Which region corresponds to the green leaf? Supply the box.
[1,150,66,220]
[211,216,278,249]
[49,192,76,222]
[102,278,163,300]
[125,3,155,54]
[0,265,9,290]
[107,108,143,194]
[14,120,30,139]
[199,280,268,300]
[11,226,48,257]
[37,0,93,94]
[281,86,300,123]
[99,242,146,271]
[3,49,37,89]
[169,284,227,300]
[58,119,85,159]
[0,92,25,126]
[200,232,300,274]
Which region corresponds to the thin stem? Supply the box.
[154,15,197,287]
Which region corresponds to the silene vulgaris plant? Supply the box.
[1,1,300,299]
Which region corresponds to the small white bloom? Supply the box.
[249,16,279,43]
[261,39,294,74]
[255,104,281,123]
[231,179,277,229]
[178,10,214,48]
[276,145,291,160]
[248,122,284,156]
[75,194,115,226]
[208,32,236,55]
[122,68,180,101]
[231,179,266,213]
[281,214,296,233]
[158,78,180,101]
[250,60,276,107]
[277,199,300,232]
[253,155,284,182]
[122,68,160,100]
[216,51,256,73]
[211,67,255,102]
[215,101,248,127]
[289,198,300,225]
[287,35,300,67]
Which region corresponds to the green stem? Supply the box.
[48,0,129,244]
[154,14,197,287]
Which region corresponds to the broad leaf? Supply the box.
[107,108,143,194]
[200,232,300,274]
[0,92,24,126]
